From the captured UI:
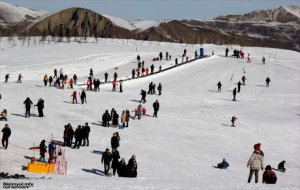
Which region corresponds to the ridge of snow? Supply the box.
[284,5,300,18]
[0,1,47,23]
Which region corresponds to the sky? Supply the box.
[2,0,300,20]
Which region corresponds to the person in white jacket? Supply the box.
[247,143,264,183]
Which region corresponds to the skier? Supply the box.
[104,73,108,83]
[231,116,237,127]
[237,81,242,93]
[150,64,154,74]
[217,158,229,169]
[242,76,246,85]
[102,110,111,127]
[16,74,22,83]
[153,100,160,117]
[101,148,112,176]
[225,48,229,57]
[262,56,266,64]
[23,97,33,118]
[113,72,118,81]
[1,124,11,149]
[232,88,237,101]
[35,98,44,117]
[43,74,48,86]
[278,160,286,173]
[263,165,277,184]
[132,69,135,79]
[71,91,77,104]
[217,81,222,92]
[140,90,147,103]
[5,74,9,83]
[266,77,271,87]
[157,83,162,95]
[82,122,90,146]
[73,125,83,149]
[80,89,86,104]
[39,140,47,162]
[111,149,120,176]
[127,155,138,178]
[247,143,264,183]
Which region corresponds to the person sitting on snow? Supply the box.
[263,165,277,184]
[0,109,7,121]
[217,158,229,169]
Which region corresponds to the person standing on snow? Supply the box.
[125,110,130,127]
[232,88,237,101]
[132,69,135,79]
[113,72,118,81]
[104,73,108,83]
[119,80,123,93]
[54,69,57,78]
[39,140,47,162]
[127,155,138,178]
[247,143,264,183]
[237,81,242,93]
[157,83,162,95]
[71,91,77,104]
[266,77,271,87]
[217,81,222,92]
[225,48,229,57]
[16,74,22,83]
[1,124,11,150]
[73,125,83,149]
[82,122,90,146]
[140,90,147,103]
[247,54,251,63]
[111,149,120,176]
[262,56,266,64]
[5,74,9,83]
[35,98,45,117]
[23,97,33,118]
[150,64,154,74]
[153,100,160,117]
[102,110,111,127]
[80,89,87,104]
[242,76,246,85]
[43,74,48,86]
[48,141,56,163]
[231,116,237,127]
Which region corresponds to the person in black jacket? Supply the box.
[67,124,74,147]
[117,158,128,177]
[39,140,47,162]
[157,83,162,95]
[73,125,83,149]
[101,148,112,176]
[80,90,87,104]
[112,111,119,128]
[153,100,160,117]
[132,69,135,79]
[82,122,90,146]
[111,133,119,152]
[127,155,138,178]
[233,88,237,101]
[104,73,108,83]
[217,81,222,92]
[140,90,147,103]
[35,98,44,117]
[111,150,120,176]
[113,72,118,81]
[1,124,11,149]
[237,81,242,93]
[266,77,271,87]
[278,160,286,172]
[150,64,154,74]
[23,97,33,118]
[102,110,111,127]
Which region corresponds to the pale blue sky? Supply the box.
[2,0,300,20]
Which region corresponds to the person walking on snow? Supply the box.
[101,148,112,176]
[140,90,147,103]
[217,81,222,92]
[1,124,11,150]
[231,116,237,127]
[35,98,44,117]
[262,56,266,64]
[242,76,246,85]
[153,100,160,117]
[237,81,242,93]
[43,74,48,86]
[111,149,120,176]
[132,69,135,79]
[16,74,22,83]
[225,48,229,57]
[80,89,87,104]
[157,83,162,95]
[266,77,271,87]
[247,143,264,183]
[23,97,33,118]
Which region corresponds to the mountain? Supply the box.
[0,2,299,51]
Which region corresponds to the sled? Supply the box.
[29,146,40,150]
[118,124,124,129]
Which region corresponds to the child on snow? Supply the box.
[262,165,277,184]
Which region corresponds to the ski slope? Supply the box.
[0,38,300,190]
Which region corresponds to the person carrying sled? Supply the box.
[35,98,44,117]
[217,81,222,92]
[1,124,11,149]
[231,116,237,127]
[247,143,264,183]
[101,148,113,176]
[266,77,271,87]
[262,165,277,184]
[23,97,33,118]
[217,158,229,169]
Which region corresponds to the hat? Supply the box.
[265,165,271,170]
[254,143,261,151]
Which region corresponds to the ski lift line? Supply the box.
[77,55,210,86]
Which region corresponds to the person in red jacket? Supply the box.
[262,165,277,184]
[145,68,149,75]
[72,91,77,104]
[69,78,74,89]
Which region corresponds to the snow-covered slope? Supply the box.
[0,1,46,24]
[0,38,300,190]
